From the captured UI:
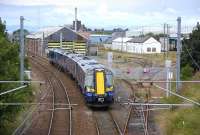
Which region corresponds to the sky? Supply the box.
[0,0,200,32]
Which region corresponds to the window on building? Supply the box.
[152,48,156,52]
[147,47,151,52]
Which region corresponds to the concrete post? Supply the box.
[176,17,182,93]
[20,16,24,85]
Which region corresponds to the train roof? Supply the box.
[50,48,112,74]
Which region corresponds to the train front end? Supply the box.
[85,69,114,106]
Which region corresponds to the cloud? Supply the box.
[165,8,178,14]
[1,0,199,32]
[0,0,96,7]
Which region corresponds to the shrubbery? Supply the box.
[0,18,33,134]
[181,64,193,80]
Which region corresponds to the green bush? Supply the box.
[0,18,33,134]
[167,108,200,135]
[181,64,193,80]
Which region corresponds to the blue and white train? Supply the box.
[48,49,114,106]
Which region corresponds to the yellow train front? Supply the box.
[84,68,114,107]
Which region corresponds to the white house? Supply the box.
[111,37,132,51]
[111,36,161,54]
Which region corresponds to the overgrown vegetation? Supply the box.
[158,72,200,135]
[157,22,200,135]
[181,64,193,80]
[181,22,200,75]
[0,18,33,134]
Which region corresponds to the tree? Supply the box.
[181,22,200,73]
[0,18,7,37]
[0,18,32,134]
[12,29,29,43]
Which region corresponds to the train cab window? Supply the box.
[106,74,113,87]
[85,75,94,88]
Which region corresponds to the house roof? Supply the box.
[26,26,87,40]
[78,31,91,39]
[112,37,132,42]
[26,26,64,39]
[128,36,151,43]
[90,34,111,37]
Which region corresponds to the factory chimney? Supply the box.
[75,7,77,32]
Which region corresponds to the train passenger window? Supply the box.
[88,62,98,65]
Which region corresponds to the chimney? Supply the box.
[75,7,77,32]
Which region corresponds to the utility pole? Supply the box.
[163,23,166,58]
[176,17,182,93]
[20,16,24,85]
[121,35,123,52]
[166,24,170,57]
[42,32,44,56]
[60,32,63,49]
[165,60,171,97]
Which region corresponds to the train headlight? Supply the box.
[86,87,95,92]
[106,86,113,92]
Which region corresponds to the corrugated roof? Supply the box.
[26,26,87,40]
[26,26,64,39]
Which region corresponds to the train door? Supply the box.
[95,69,105,95]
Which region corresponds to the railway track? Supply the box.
[24,56,73,135]
[93,109,123,135]
[12,58,55,135]
[29,54,98,135]
[122,79,149,135]
[34,54,125,135]
[26,53,155,135]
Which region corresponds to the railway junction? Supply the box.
[1,8,200,135]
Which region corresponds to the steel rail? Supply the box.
[108,111,123,135]
[93,112,100,135]
[37,55,73,135]
[47,78,55,135]
[12,60,54,135]
[36,54,73,135]
[32,56,73,135]
[122,106,132,135]
[122,79,149,135]
[30,59,56,135]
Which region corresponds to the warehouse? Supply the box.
[111,36,161,54]
[26,26,88,56]
[88,34,112,45]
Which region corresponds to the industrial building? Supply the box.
[109,36,161,54]
[26,26,88,56]
[88,34,112,45]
